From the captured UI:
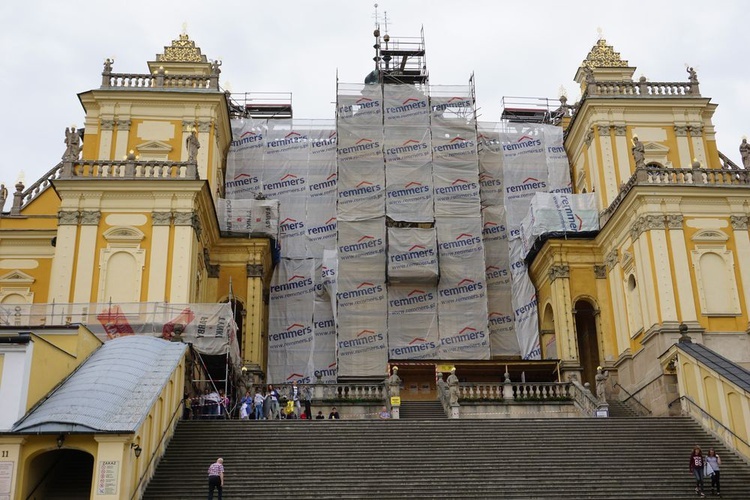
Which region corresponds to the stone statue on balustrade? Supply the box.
[595,366,609,402]
[447,368,460,406]
[103,58,114,74]
[686,66,698,84]
[186,128,201,163]
[631,136,646,169]
[740,137,750,170]
[211,59,222,76]
[0,184,7,213]
[387,367,401,397]
[62,127,81,161]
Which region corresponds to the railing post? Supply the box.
[10,181,24,216]
[61,159,75,178]
[186,162,198,179]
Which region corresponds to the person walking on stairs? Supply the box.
[689,445,706,497]
[705,448,721,496]
[207,457,224,500]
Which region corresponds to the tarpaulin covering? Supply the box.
[387,284,439,360]
[387,227,438,283]
[519,192,599,257]
[217,198,279,238]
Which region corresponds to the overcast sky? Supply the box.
[1,0,748,191]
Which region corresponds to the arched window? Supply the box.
[626,274,643,336]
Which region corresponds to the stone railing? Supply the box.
[101,72,218,90]
[591,80,697,97]
[600,165,750,226]
[270,383,387,403]
[18,162,63,210]
[569,378,601,417]
[61,159,198,180]
[458,382,572,402]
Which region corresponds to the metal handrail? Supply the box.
[668,395,750,450]
[613,382,652,415]
[130,398,185,500]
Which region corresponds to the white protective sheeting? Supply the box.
[387,284,439,360]
[519,192,599,257]
[337,161,385,221]
[217,198,279,237]
[267,259,316,383]
[433,161,482,217]
[385,162,434,222]
[337,84,383,126]
[487,286,519,356]
[312,297,338,383]
[336,310,388,377]
[509,238,542,360]
[387,227,438,283]
[384,85,430,126]
[226,119,264,199]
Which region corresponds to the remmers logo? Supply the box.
[439,233,483,251]
[438,278,484,298]
[338,234,384,253]
[479,173,502,187]
[502,135,542,152]
[231,130,263,147]
[440,326,486,345]
[432,96,473,112]
[270,274,313,294]
[338,329,385,350]
[389,244,435,263]
[433,136,475,153]
[314,362,337,379]
[392,337,437,356]
[386,97,427,115]
[339,180,382,198]
[265,173,305,191]
[485,265,509,280]
[310,173,337,192]
[337,281,384,300]
[506,177,547,194]
[268,322,313,342]
[389,288,435,308]
[482,221,506,236]
[434,178,479,195]
[308,217,336,236]
[280,217,305,231]
[267,131,308,149]
[286,373,311,383]
[226,172,258,188]
[488,311,513,326]
[387,181,429,199]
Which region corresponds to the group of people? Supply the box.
[689,445,722,497]
[184,388,230,419]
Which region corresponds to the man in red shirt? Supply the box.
[207,457,224,500]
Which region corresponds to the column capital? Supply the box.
[247,263,264,278]
[151,211,173,226]
[613,125,627,136]
[80,210,101,226]
[548,264,570,282]
[666,214,684,230]
[594,265,607,279]
[100,119,116,131]
[605,249,619,270]
[730,215,748,230]
[58,210,79,225]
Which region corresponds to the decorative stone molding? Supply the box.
[173,212,196,226]
[151,211,172,226]
[100,119,116,131]
[118,119,131,131]
[689,124,703,135]
[666,214,684,230]
[584,130,594,147]
[80,210,101,226]
[207,262,220,278]
[621,251,634,271]
[197,121,212,133]
[613,125,627,136]
[58,210,79,225]
[730,215,748,230]
[605,249,619,270]
[182,120,195,132]
[596,125,610,136]
[630,215,666,239]
[548,264,570,282]
[247,263,264,278]
[594,265,607,279]
[674,125,688,137]
[103,226,145,242]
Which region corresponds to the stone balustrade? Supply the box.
[61,159,198,180]
[568,378,601,417]
[101,72,217,90]
[19,162,62,209]
[270,383,387,403]
[458,382,572,402]
[591,80,695,97]
[600,165,750,226]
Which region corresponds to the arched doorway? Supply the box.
[574,299,600,388]
[24,449,94,499]
[540,303,556,360]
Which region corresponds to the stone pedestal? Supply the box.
[391,406,400,420]
[595,403,609,418]
[503,382,514,401]
[450,405,460,419]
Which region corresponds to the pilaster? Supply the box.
[48,210,79,303]
[169,211,197,303]
[730,215,750,323]
[548,266,576,362]
[666,214,697,321]
[73,210,102,303]
[649,216,677,322]
[595,124,618,206]
[114,118,131,161]
[147,211,172,302]
[674,124,692,168]
[245,262,265,366]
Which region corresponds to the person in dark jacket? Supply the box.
[689,445,706,497]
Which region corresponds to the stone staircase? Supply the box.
[398,400,447,420]
[606,399,642,418]
[142,417,750,499]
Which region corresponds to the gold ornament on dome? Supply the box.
[582,39,628,68]
[156,34,207,63]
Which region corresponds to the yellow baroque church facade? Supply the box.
[1,32,750,499]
